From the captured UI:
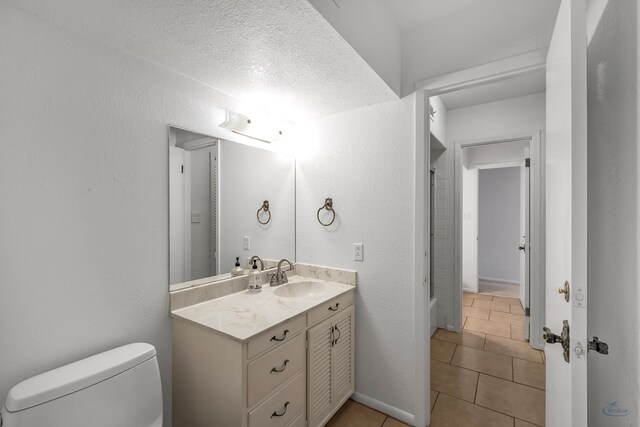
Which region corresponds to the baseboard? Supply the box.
[478,276,520,286]
[351,392,415,425]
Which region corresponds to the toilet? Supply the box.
[1,343,163,427]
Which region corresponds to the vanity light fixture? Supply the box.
[218,108,287,144]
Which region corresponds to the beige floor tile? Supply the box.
[511,324,525,342]
[478,281,519,298]
[515,419,540,427]
[434,329,486,350]
[472,299,511,313]
[493,296,522,306]
[513,358,546,390]
[475,374,545,426]
[490,311,525,325]
[463,296,473,306]
[431,390,439,410]
[511,304,525,315]
[463,306,491,320]
[465,292,493,301]
[431,339,457,363]
[382,417,409,427]
[464,318,511,338]
[430,393,514,427]
[484,335,543,363]
[325,399,386,427]
[451,345,513,380]
[431,360,479,402]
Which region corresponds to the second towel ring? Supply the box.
[317,197,336,226]
[257,200,271,225]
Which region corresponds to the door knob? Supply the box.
[518,244,526,251]
[543,320,570,363]
[557,280,570,302]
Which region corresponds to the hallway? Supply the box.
[430,291,545,426]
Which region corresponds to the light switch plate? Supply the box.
[353,243,363,261]
[243,236,250,250]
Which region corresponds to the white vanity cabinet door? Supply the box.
[307,305,355,427]
[331,306,355,407]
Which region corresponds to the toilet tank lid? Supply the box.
[4,343,156,412]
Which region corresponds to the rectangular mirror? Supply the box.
[169,126,295,289]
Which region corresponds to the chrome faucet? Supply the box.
[269,259,294,287]
[249,255,264,271]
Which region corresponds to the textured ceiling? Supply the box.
[381,0,488,30]
[10,0,396,122]
[440,70,546,110]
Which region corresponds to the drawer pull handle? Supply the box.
[334,324,341,345]
[328,302,340,312]
[271,401,290,418]
[270,359,290,373]
[270,330,289,342]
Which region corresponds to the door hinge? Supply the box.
[525,307,530,317]
[525,158,530,167]
[181,165,184,173]
[589,337,609,355]
[543,320,570,363]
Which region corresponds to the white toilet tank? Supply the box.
[1,343,163,427]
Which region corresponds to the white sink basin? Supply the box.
[274,281,326,298]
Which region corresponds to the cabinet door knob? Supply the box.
[334,325,341,345]
[270,359,290,373]
[270,329,289,342]
[271,401,290,418]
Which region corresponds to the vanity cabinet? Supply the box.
[307,305,355,427]
[172,288,355,427]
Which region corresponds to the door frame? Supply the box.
[413,49,547,426]
[453,135,544,348]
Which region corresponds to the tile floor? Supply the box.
[326,290,545,426]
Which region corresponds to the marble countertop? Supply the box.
[171,275,355,341]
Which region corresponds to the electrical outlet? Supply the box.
[191,212,201,223]
[353,243,364,261]
[243,236,250,250]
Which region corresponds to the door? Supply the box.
[462,167,478,293]
[545,0,587,425]
[331,306,355,408]
[169,146,185,285]
[519,158,530,340]
[307,317,333,427]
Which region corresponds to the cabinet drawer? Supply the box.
[248,333,305,406]
[307,291,354,327]
[248,373,305,427]
[248,315,306,360]
[287,413,305,427]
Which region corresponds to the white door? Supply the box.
[545,0,587,425]
[169,146,185,285]
[462,167,478,293]
[519,158,530,340]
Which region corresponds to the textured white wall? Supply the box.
[297,97,415,415]
[219,140,296,272]
[478,167,521,283]
[447,93,546,142]
[0,4,265,422]
[586,0,639,423]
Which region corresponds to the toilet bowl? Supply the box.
[1,343,163,427]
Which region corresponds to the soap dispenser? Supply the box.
[230,257,244,277]
[248,260,262,292]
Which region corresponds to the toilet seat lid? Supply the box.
[5,343,156,412]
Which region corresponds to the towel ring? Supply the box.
[317,197,336,226]
[257,200,271,225]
